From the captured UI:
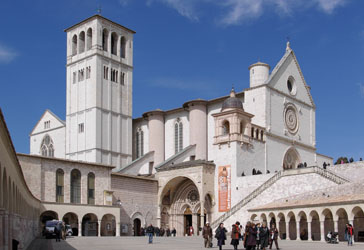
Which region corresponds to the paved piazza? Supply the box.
[27,236,363,250]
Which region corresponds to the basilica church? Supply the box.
[1,14,363,250]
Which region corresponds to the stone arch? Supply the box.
[268,212,277,228]
[277,212,286,239]
[260,213,267,223]
[131,212,144,236]
[335,208,349,241]
[70,168,81,204]
[322,208,334,237]
[63,212,79,236]
[101,214,116,236]
[86,28,92,50]
[9,177,12,213]
[82,213,98,236]
[282,147,301,170]
[40,210,59,227]
[120,36,126,58]
[351,206,364,242]
[287,211,297,240]
[298,211,308,240]
[309,210,320,241]
[102,28,109,51]
[2,168,7,210]
[222,120,230,135]
[72,34,77,55]
[250,213,258,222]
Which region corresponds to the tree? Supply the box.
[335,157,348,165]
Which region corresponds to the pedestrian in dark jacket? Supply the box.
[146,224,154,244]
[256,223,261,249]
[243,221,251,249]
[259,222,269,250]
[215,223,227,250]
[269,224,279,249]
[246,223,257,250]
[230,222,240,250]
[202,222,213,248]
[172,228,176,237]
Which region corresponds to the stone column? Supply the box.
[334,220,339,233]
[307,221,312,241]
[192,213,198,235]
[78,222,82,236]
[98,220,102,237]
[296,222,301,241]
[285,221,290,240]
[200,201,205,230]
[116,222,120,237]
[144,110,165,166]
[157,204,162,228]
[320,221,325,242]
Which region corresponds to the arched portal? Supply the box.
[277,213,286,239]
[298,211,308,240]
[40,210,59,232]
[82,213,98,236]
[287,212,297,240]
[336,208,348,241]
[63,212,78,236]
[352,206,364,242]
[133,218,141,236]
[283,147,301,170]
[322,209,334,237]
[309,210,320,241]
[159,176,208,237]
[101,214,116,236]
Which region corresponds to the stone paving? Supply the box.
[28,236,364,250]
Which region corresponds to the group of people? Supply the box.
[144,224,177,243]
[203,221,279,250]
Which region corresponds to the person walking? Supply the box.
[172,228,176,237]
[246,223,257,250]
[54,222,61,242]
[346,224,354,246]
[269,224,279,249]
[215,223,227,250]
[230,222,240,250]
[202,222,213,248]
[256,222,261,250]
[146,224,154,244]
[259,222,269,250]
[243,221,251,249]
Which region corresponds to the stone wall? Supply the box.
[327,161,364,182]
[111,173,158,235]
[18,154,112,205]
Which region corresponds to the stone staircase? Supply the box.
[210,166,350,228]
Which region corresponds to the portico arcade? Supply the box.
[249,203,364,242]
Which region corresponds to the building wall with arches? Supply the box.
[0,109,41,250]
[17,154,113,205]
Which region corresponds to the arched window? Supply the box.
[136,128,144,158]
[222,121,230,136]
[87,173,95,205]
[56,169,64,203]
[174,119,183,154]
[79,31,85,53]
[41,135,54,157]
[102,29,109,51]
[240,122,245,135]
[120,36,126,59]
[86,28,92,50]
[111,32,118,55]
[70,169,81,204]
[72,35,77,55]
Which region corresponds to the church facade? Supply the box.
[11,14,363,244]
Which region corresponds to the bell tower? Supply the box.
[64,15,135,170]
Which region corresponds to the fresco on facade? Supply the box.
[218,165,231,212]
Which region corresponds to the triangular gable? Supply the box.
[267,45,315,108]
[30,109,65,135]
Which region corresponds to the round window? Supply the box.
[284,105,299,134]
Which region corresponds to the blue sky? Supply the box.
[0,0,363,162]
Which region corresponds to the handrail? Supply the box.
[210,166,350,228]
[211,171,282,228]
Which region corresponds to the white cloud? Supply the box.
[360,83,364,98]
[143,0,349,25]
[0,43,17,63]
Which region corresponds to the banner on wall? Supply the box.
[218,165,231,212]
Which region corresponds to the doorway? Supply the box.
[133,218,141,236]
[184,206,192,236]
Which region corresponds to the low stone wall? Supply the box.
[327,161,364,182]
